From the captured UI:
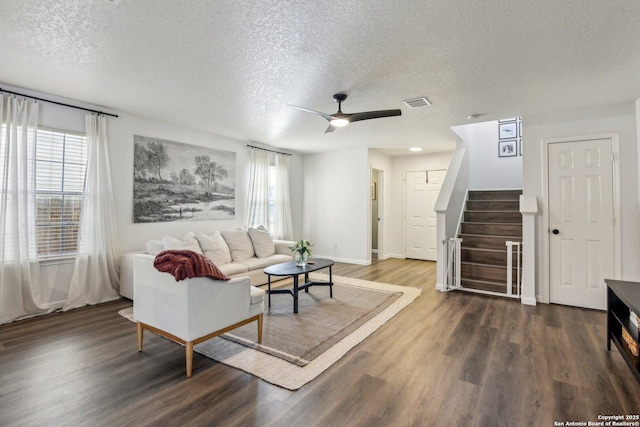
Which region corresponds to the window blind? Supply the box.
[35,129,87,259]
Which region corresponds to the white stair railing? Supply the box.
[505,241,522,298]
[441,238,462,291]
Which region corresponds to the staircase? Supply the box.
[458,190,522,294]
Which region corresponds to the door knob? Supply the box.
[552,229,559,235]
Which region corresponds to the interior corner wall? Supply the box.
[303,148,370,264]
[369,150,394,259]
[523,104,640,302]
[107,113,305,253]
[460,120,523,189]
[637,98,640,207]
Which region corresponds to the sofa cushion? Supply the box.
[195,231,232,265]
[220,229,255,262]
[248,227,276,258]
[238,254,293,270]
[146,239,165,256]
[162,236,203,254]
[218,262,249,276]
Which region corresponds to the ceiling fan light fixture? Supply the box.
[330,118,349,127]
[289,93,401,133]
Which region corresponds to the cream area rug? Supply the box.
[120,274,421,390]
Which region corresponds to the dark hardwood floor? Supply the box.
[1,258,639,426]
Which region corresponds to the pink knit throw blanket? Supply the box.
[153,250,230,282]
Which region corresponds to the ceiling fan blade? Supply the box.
[288,104,332,121]
[347,109,402,123]
[324,124,337,133]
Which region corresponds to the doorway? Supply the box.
[371,168,383,260]
[545,135,621,310]
[404,169,446,261]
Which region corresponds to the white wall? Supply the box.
[454,120,523,189]
[303,148,370,264]
[108,113,304,253]
[523,104,640,302]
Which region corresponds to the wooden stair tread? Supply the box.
[462,222,522,225]
[462,247,522,253]
[459,233,522,239]
[465,201,520,204]
[461,279,519,294]
[461,261,521,268]
[461,277,508,286]
[459,234,522,239]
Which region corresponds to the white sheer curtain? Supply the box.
[274,153,293,240]
[245,147,293,239]
[63,115,121,310]
[246,148,270,229]
[0,95,52,324]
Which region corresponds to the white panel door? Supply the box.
[426,170,446,261]
[405,170,445,260]
[548,139,614,310]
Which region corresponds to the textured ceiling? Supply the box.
[1,0,640,155]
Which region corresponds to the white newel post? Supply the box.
[520,195,538,305]
[435,212,447,292]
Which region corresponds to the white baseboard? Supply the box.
[435,283,445,292]
[521,296,537,306]
[314,254,370,265]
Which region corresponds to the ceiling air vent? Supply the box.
[403,97,431,108]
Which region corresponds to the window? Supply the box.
[35,129,87,259]
[246,148,292,239]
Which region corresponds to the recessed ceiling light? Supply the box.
[409,147,422,152]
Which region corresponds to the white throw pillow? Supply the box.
[256,224,270,233]
[182,231,197,242]
[220,229,255,261]
[146,239,165,256]
[162,235,203,254]
[195,231,232,265]
[248,227,275,258]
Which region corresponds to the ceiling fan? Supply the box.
[288,94,402,133]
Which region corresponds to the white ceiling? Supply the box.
[1,1,640,155]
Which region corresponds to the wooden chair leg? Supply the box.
[257,313,263,344]
[186,342,194,378]
[137,322,144,351]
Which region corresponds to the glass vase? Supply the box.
[295,251,307,267]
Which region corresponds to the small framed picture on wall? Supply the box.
[499,122,518,140]
[499,140,517,157]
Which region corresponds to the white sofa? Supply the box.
[134,253,265,377]
[120,227,294,300]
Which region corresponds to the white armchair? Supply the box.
[133,254,265,377]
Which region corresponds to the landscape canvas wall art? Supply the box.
[133,135,236,223]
